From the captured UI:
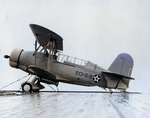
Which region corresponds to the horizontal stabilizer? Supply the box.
[102,71,134,80]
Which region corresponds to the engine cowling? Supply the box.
[9,48,23,68]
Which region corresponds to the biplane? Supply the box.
[4,24,134,93]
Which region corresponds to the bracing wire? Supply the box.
[47,84,56,91]
[15,87,22,93]
[47,84,59,94]
[0,74,29,90]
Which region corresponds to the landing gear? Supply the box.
[21,83,32,93]
[21,76,45,93]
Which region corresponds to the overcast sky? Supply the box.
[0,0,150,93]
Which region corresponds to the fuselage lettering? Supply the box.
[75,71,93,79]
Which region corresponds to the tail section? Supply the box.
[108,53,134,77]
[102,53,134,89]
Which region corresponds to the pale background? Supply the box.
[0,0,149,93]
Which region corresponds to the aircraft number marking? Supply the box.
[75,71,93,79]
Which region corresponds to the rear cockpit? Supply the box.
[56,53,106,71]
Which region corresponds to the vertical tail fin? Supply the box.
[108,53,134,77]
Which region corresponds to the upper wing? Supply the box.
[30,24,63,51]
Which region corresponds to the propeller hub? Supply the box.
[4,55,10,59]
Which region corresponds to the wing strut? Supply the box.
[33,34,56,72]
[47,40,55,72]
[30,24,63,72]
[35,40,37,66]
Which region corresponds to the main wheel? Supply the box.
[21,83,32,93]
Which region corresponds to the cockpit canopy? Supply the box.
[57,53,107,71]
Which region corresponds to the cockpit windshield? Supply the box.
[57,53,88,66]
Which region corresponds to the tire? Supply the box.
[21,83,32,93]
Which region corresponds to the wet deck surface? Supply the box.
[0,92,150,118]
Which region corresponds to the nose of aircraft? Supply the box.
[5,48,23,68]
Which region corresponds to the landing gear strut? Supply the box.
[21,76,45,93]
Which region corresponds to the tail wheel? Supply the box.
[21,83,32,93]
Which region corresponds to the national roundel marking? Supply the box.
[93,75,101,82]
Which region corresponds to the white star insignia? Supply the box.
[93,75,101,82]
